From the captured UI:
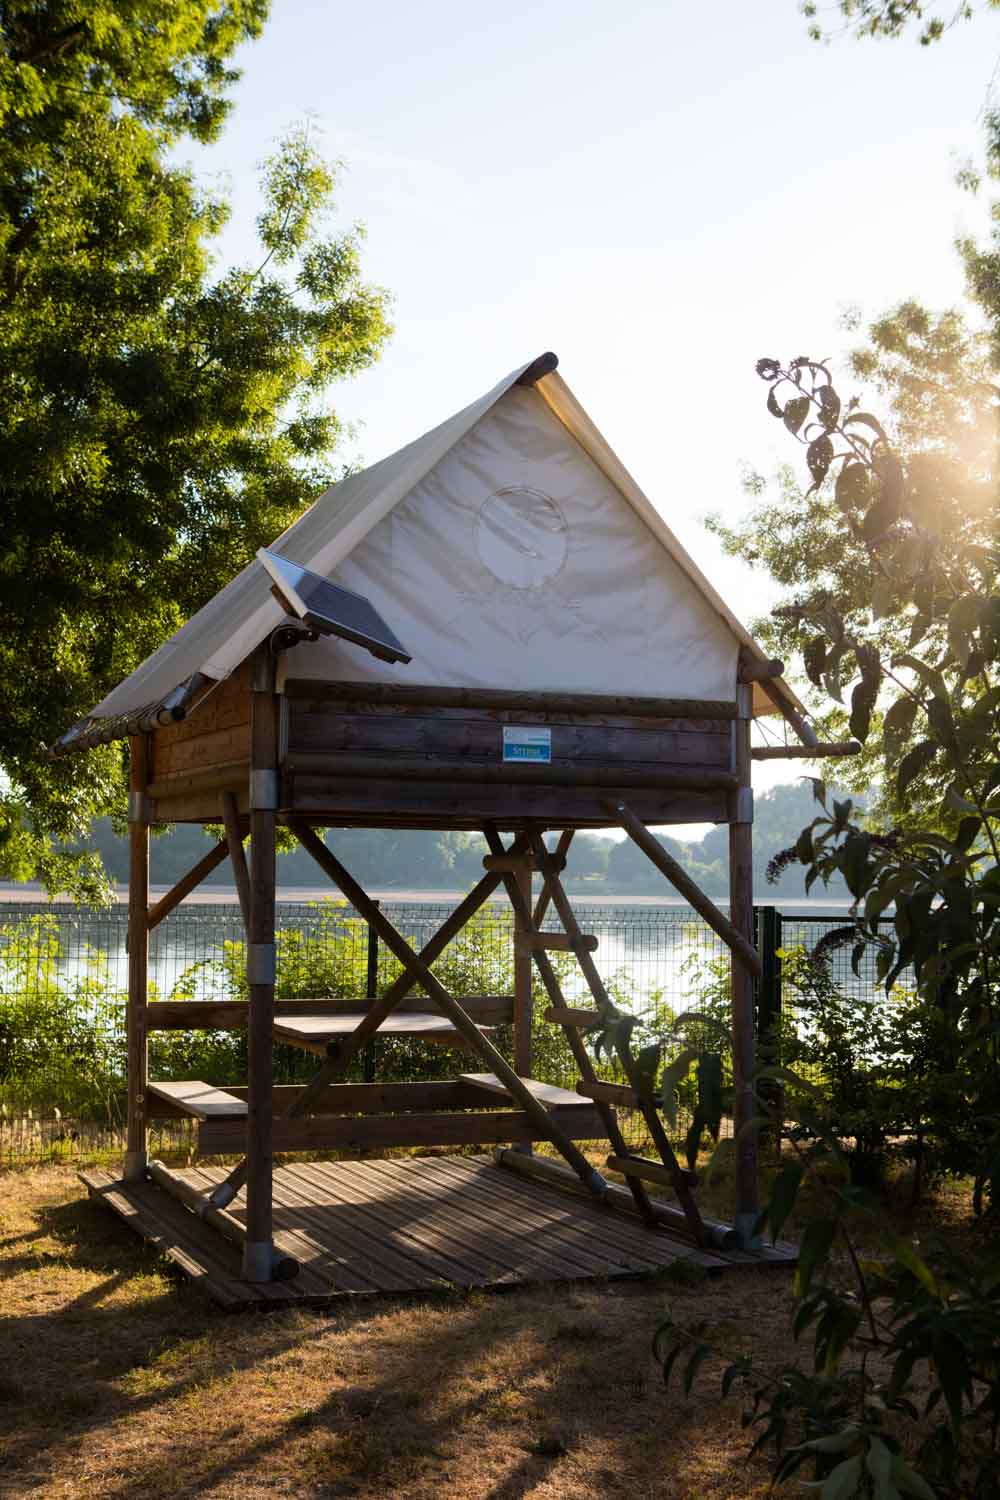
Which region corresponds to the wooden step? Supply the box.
[575,1080,641,1109]
[516,931,598,954]
[606,1153,699,1190]
[147,1080,248,1121]
[458,1073,591,1108]
[543,1006,604,1030]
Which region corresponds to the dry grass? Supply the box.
[0,1163,804,1500]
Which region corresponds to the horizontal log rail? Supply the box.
[282,679,740,719]
[198,1104,608,1156]
[751,740,861,761]
[517,932,599,954]
[610,799,763,980]
[147,1159,299,1279]
[285,752,738,791]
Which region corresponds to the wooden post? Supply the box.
[125,734,150,1181]
[729,685,759,1245]
[512,859,534,1155]
[244,646,278,1282]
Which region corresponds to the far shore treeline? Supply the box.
[70,781,849,899]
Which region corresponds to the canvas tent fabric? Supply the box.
[51,354,802,754]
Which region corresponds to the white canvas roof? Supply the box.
[59,353,803,749]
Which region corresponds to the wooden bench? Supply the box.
[459,1073,592,1108]
[273,1011,495,1056]
[147,1080,248,1121]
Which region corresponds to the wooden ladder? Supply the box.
[483,827,709,1246]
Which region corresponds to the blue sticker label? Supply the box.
[503,726,552,764]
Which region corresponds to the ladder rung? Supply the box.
[481,853,567,873]
[544,1006,605,1030]
[607,1153,699,1190]
[517,931,598,953]
[575,1080,640,1109]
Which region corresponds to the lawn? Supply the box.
[1,1161,802,1500]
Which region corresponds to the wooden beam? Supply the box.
[199,1104,607,1155]
[759,678,819,747]
[146,837,232,931]
[243,648,278,1282]
[576,1080,640,1109]
[512,859,533,1090]
[610,800,762,979]
[282,679,739,719]
[607,1154,698,1190]
[738,654,785,684]
[543,1006,604,1031]
[284,751,737,791]
[290,822,607,1191]
[517,931,599,954]
[146,1159,298,1280]
[752,741,861,761]
[125,734,150,1181]
[220,791,251,932]
[515,350,558,386]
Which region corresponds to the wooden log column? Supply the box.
[729,683,759,1245]
[124,734,150,1181]
[512,856,534,1154]
[243,646,279,1282]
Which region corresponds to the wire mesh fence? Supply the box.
[0,897,898,1164]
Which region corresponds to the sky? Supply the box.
[180,0,998,823]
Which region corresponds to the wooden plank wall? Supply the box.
[283,694,732,829]
[151,663,252,782]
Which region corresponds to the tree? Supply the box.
[0,2,391,896]
[803,1,998,46]
[709,303,997,827]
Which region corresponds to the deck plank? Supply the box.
[82,1154,794,1309]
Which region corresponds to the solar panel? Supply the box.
[257,549,412,665]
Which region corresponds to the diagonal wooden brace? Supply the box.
[609,800,762,979]
[282,837,531,1120]
[290,824,607,1197]
[221,791,252,934]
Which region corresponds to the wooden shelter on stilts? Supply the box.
[59,352,853,1303]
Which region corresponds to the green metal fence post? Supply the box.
[755,905,783,1159]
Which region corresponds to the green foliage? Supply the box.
[802,1,994,47]
[0,2,391,896]
[656,1114,1000,1499]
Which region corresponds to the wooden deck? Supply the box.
[81,1154,796,1311]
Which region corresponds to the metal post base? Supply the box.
[123,1150,148,1182]
[241,1239,301,1284]
[733,1211,763,1251]
[242,1239,275,1283]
